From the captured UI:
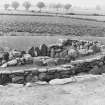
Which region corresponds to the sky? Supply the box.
[1,0,105,8]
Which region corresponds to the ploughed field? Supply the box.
[0,15,105,36]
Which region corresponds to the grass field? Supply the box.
[0,35,105,50]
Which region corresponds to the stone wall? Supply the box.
[0,55,105,85]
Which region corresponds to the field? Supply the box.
[68,15,105,21]
[0,35,105,50]
[0,14,105,50]
[0,14,105,37]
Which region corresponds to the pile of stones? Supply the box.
[0,38,102,68]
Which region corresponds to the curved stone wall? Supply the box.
[0,55,105,85]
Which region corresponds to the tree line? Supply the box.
[4,1,72,12]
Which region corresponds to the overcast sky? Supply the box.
[2,0,105,8]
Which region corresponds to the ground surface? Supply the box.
[0,74,105,105]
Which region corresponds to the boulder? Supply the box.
[45,74,55,81]
[12,76,24,84]
[35,47,41,56]
[64,55,72,63]
[26,81,48,87]
[49,44,62,49]
[25,82,33,87]
[89,65,105,75]
[10,50,22,58]
[57,39,73,46]
[18,58,25,65]
[75,74,100,82]
[57,38,68,46]
[35,81,48,85]
[38,73,47,81]
[61,64,74,69]
[28,47,35,57]
[50,48,55,58]
[87,49,94,54]
[23,54,32,60]
[3,52,9,61]
[2,59,6,64]
[25,74,38,83]
[4,47,11,52]
[99,62,104,66]
[9,52,14,60]
[7,59,18,66]
[38,68,47,72]
[55,52,60,58]
[90,44,101,53]
[71,60,85,65]
[23,54,33,64]
[1,63,8,68]
[37,56,51,60]
[59,49,68,58]
[0,47,4,53]
[78,49,87,56]
[33,57,43,66]
[0,74,12,85]
[55,48,62,53]
[21,51,26,57]
[0,53,3,59]
[56,58,66,65]
[49,77,76,85]
[54,72,61,79]
[100,65,105,73]
[0,53,3,65]
[40,44,48,56]
[89,66,100,74]
[68,49,78,58]
[44,58,57,67]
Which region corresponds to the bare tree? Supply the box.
[11,1,20,10]
[36,1,45,12]
[64,4,72,11]
[96,5,101,10]
[4,3,10,10]
[23,1,31,11]
[54,3,62,12]
[51,3,63,16]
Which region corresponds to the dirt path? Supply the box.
[0,74,105,105]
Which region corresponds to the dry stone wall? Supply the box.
[0,55,105,85]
